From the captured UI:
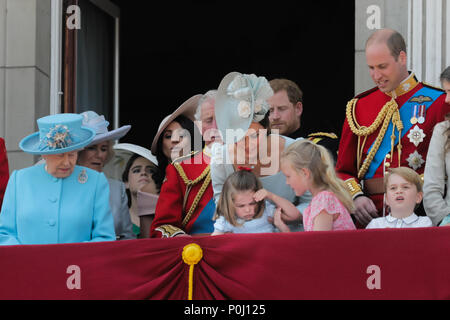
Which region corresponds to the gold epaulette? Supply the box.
[171,151,200,164]
[422,82,445,93]
[355,86,378,99]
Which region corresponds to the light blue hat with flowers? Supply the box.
[80,111,131,146]
[215,71,273,144]
[19,113,96,155]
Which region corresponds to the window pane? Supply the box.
[76,0,115,124]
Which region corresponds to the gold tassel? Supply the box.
[182,243,203,300]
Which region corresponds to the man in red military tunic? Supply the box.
[336,29,450,227]
[0,138,9,208]
[151,91,221,237]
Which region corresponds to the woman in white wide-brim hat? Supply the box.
[113,143,161,238]
[77,111,135,240]
[210,72,312,232]
[0,113,116,245]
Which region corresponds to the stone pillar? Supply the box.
[0,0,51,172]
[408,0,450,86]
[355,0,409,95]
[355,0,450,94]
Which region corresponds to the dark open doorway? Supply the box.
[111,0,355,149]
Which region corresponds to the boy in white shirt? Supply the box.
[366,167,432,229]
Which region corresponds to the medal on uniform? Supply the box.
[410,104,418,124]
[78,169,88,184]
[407,125,426,147]
[406,150,424,170]
[417,105,425,124]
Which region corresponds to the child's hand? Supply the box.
[254,188,271,202]
[274,207,290,233]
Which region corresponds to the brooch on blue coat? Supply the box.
[78,169,88,184]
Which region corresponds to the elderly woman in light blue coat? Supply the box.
[0,113,116,245]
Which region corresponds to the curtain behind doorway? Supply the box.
[76,0,115,124]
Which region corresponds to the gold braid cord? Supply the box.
[346,98,403,180]
[308,132,338,139]
[173,163,211,228]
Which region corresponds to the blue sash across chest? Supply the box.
[365,86,442,179]
[190,198,215,234]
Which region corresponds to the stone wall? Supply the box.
[0,0,51,172]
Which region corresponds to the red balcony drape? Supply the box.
[1,227,449,300]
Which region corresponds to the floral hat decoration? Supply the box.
[19,113,96,155]
[215,71,273,144]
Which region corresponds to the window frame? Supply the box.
[51,0,120,130]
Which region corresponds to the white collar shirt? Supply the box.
[366,213,433,229]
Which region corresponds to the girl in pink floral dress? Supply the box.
[278,140,356,232]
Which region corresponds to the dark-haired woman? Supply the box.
[120,148,161,238]
[150,95,219,238]
[152,112,203,187]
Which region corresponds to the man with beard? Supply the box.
[268,78,339,163]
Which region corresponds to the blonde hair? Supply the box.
[384,167,423,193]
[77,140,115,166]
[281,139,355,213]
[215,170,265,227]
